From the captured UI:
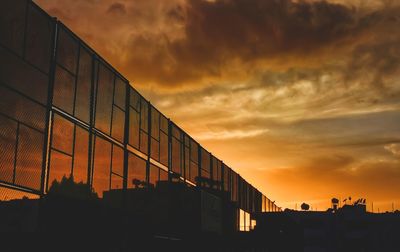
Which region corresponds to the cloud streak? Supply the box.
[385,144,400,157]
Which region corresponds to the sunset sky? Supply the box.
[35,0,400,212]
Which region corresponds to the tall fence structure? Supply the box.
[0,0,281,232]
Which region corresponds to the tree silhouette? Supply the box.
[301,203,310,211]
[47,175,98,200]
[132,179,146,188]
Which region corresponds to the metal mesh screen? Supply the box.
[111,106,125,143]
[25,3,53,73]
[0,0,274,215]
[92,136,112,198]
[110,174,123,190]
[129,108,140,149]
[139,131,148,155]
[113,77,126,109]
[0,88,46,192]
[53,65,75,114]
[111,146,123,176]
[171,128,182,175]
[0,114,18,184]
[0,0,26,56]
[73,126,89,184]
[159,168,168,183]
[95,63,114,135]
[0,187,40,201]
[189,161,198,184]
[212,156,222,190]
[201,148,211,181]
[110,145,124,190]
[51,114,74,155]
[0,86,46,131]
[0,0,53,195]
[150,107,160,161]
[56,26,78,74]
[150,107,160,140]
[75,47,92,123]
[128,152,147,189]
[0,46,48,105]
[159,115,168,166]
[48,113,90,189]
[150,138,160,161]
[149,164,159,188]
[48,150,72,188]
[15,125,43,190]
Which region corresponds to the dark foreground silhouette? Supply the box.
[1,177,399,252]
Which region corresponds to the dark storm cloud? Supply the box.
[125,0,372,85]
[346,39,400,90]
[183,0,357,55]
[36,0,398,89]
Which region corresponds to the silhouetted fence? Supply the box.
[0,0,280,230]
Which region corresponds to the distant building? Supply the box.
[252,204,400,251]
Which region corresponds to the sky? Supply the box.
[35,0,400,212]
